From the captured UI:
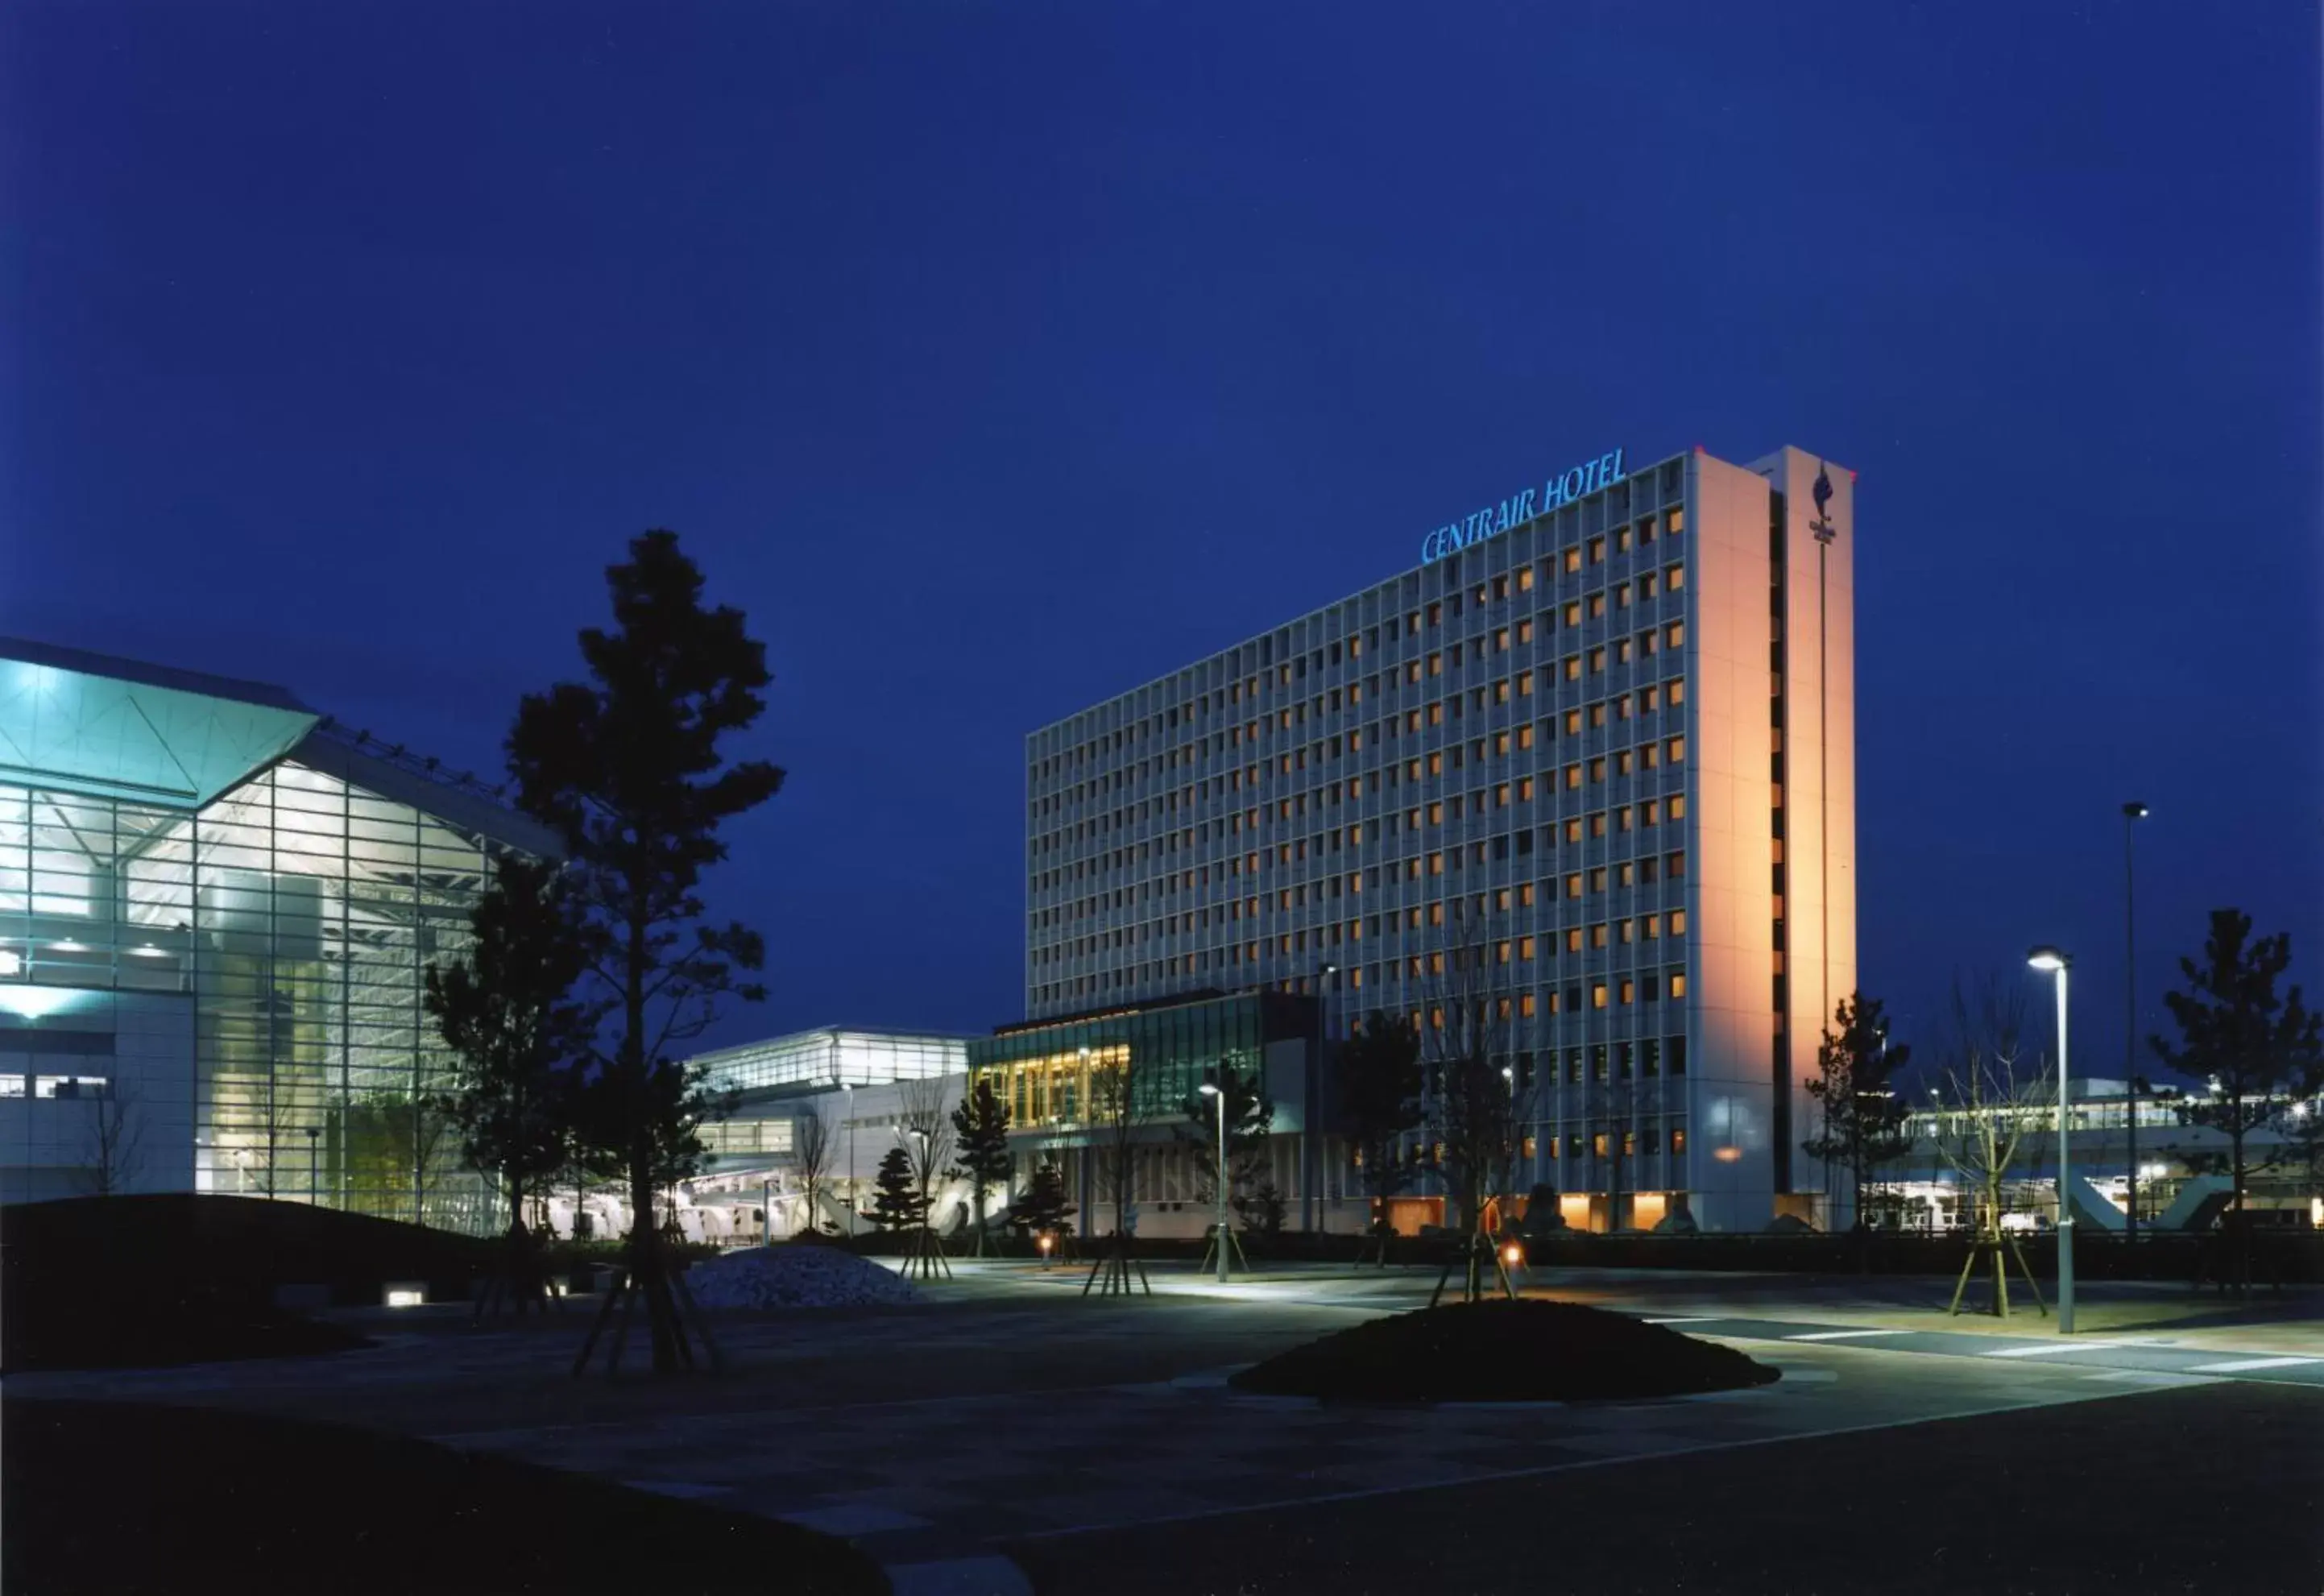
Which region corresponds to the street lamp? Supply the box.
[1199,1080,1228,1283]
[2122,802,2149,1245]
[1312,964,1339,1234]
[839,1080,856,1237]
[2028,946,2073,1333]
[303,1125,321,1207]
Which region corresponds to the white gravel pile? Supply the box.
[684,1246,924,1310]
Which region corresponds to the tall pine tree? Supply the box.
[2152,910,2323,1291]
[949,1077,1013,1255]
[866,1146,926,1233]
[509,532,782,1374]
[1802,993,1912,1241]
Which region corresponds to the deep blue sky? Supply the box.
[5,2,2318,1080]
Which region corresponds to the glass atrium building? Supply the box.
[0,639,557,1224]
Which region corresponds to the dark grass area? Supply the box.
[3,1398,890,1596]
[2,1194,494,1370]
[1228,1298,1779,1402]
[1013,1381,2324,1596]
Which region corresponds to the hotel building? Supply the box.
[1019,445,1857,1233]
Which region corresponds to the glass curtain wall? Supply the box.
[967,993,1284,1134]
[0,761,515,1231]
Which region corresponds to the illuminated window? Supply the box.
[1587,594,1605,620]
[1564,549,1582,574]
[1666,562,1685,590]
[1588,537,1605,565]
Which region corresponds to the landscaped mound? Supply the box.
[3,1399,887,1596]
[3,1195,493,1372]
[1228,1299,1780,1403]
[684,1243,925,1309]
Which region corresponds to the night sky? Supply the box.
[5,3,2318,1082]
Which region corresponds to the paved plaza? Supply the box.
[12,1262,2323,1594]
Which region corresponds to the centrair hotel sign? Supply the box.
[1419,447,1626,565]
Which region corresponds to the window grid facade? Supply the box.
[1020,444,1858,1229]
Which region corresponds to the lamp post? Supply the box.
[1077,1045,1092,1235]
[2028,946,2073,1333]
[839,1080,856,1237]
[1199,1080,1228,1283]
[1313,962,1339,1233]
[2122,802,2149,1244]
[304,1125,321,1208]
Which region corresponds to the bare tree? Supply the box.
[79,1078,147,1197]
[896,1077,955,1280]
[1082,1044,1150,1297]
[1933,975,2053,1318]
[1420,943,1521,1304]
[789,1107,833,1238]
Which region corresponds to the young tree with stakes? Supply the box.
[2151,909,2324,1293]
[895,1078,955,1279]
[511,531,783,1377]
[1420,945,1523,1304]
[426,855,597,1318]
[1801,993,1912,1250]
[950,1076,1013,1257]
[1933,975,2053,1318]
[1339,1011,1424,1264]
[1083,1048,1151,1296]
